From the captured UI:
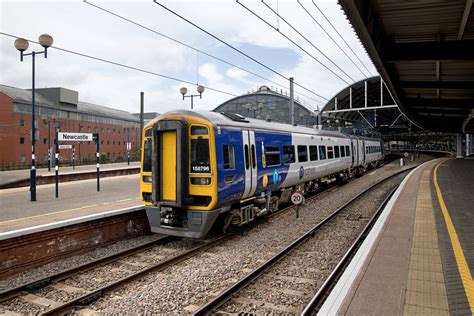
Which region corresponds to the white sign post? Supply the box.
[54,131,100,198]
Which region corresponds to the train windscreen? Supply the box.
[191,138,210,173]
[143,138,152,172]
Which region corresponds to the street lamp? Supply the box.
[15,34,54,202]
[180,85,205,109]
[42,116,51,171]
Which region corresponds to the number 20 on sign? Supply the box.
[291,192,304,218]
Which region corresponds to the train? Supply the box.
[140,110,384,238]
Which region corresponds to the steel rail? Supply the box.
[301,184,399,315]
[0,235,176,302]
[43,234,230,315]
[193,168,413,315]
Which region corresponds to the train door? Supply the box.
[241,130,258,199]
[351,139,356,167]
[152,120,187,207]
[162,131,177,201]
[362,140,366,164]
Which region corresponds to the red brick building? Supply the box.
[0,85,141,170]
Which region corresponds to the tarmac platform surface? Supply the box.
[320,157,474,315]
[0,174,141,234]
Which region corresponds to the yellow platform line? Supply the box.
[434,159,474,313]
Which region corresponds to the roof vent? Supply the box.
[220,112,249,123]
[36,87,78,107]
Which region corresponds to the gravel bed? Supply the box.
[240,286,310,307]
[218,171,408,314]
[259,274,320,293]
[32,286,87,303]
[0,234,165,292]
[0,237,205,313]
[85,158,428,314]
[0,156,430,314]
[0,297,47,314]
[221,300,279,315]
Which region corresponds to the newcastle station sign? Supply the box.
[58,132,94,142]
[52,131,101,198]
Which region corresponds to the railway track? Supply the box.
[0,178,340,315]
[0,235,229,315]
[194,168,413,315]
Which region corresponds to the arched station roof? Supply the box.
[214,85,315,126]
[321,76,412,134]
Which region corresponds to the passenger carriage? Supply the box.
[140,110,383,238]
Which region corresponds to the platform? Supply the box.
[0,161,140,188]
[0,174,142,236]
[320,158,474,315]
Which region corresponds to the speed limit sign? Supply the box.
[291,192,304,205]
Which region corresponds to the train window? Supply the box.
[346,145,350,156]
[327,146,334,159]
[334,146,340,158]
[244,145,250,169]
[298,145,308,162]
[251,145,256,169]
[319,146,326,160]
[191,126,208,135]
[283,145,295,164]
[191,138,211,173]
[265,146,281,166]
[340,146,345,157]
[309,145,318,161]
[143,138,152,172]
[223,145,235,170]
[145,128,152,137]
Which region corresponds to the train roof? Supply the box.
[155,110,380,141]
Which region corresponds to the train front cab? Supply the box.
[140,115,221,238]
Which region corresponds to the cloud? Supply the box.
[226,67,249,80]
[0,0,377,116]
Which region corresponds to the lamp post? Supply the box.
[15,34,54,202]
[180,85,205,109]
[42,117,51,171]
[127,127,130,165]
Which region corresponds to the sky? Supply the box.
[0,0,378,115]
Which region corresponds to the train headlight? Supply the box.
[143,175,152,183]
[191,177,211,185]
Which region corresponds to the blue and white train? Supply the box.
[140,110,383,238]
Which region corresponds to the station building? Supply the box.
[0,84,141,170]
[214,85,316,126]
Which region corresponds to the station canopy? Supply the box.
[339,0,474,134]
